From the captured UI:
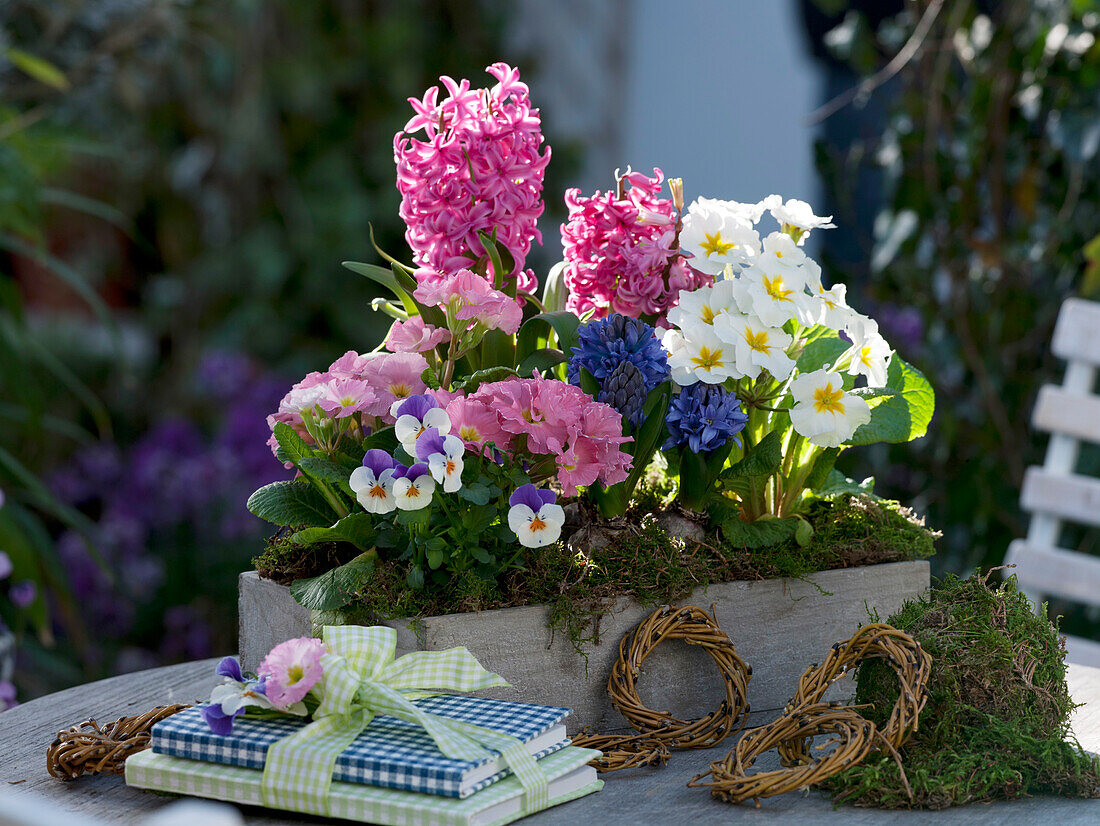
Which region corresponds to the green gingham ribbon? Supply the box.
[259,626,549,816]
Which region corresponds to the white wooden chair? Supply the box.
[1006,297,1100,666]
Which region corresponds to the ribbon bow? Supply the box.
[260,626,549,815]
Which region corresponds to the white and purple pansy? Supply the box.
[391,394,452,456]
[507,484,565,548]
[415,426,465,493]
[391,462,436,510]
[349,449,398,514]
[201,656,305,735]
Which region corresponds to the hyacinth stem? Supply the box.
[591,481,631,519]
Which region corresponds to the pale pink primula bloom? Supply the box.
[258,637,326,710]
[385,317,451,354]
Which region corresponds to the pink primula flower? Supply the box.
[395,63,549,292]
[357,352,429,420]
[446,395,512,452]
[258,637,326,710]
[385,317,451,354]
[561,168,711,323]
[413,269,523,335]
[317,377,378,419]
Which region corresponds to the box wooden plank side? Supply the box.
[239,561,930,733]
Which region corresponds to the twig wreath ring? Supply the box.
[607,604,752,749]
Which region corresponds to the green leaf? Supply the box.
[363,425,399,455]
[719,514,800,549]
[290,551,376,611]
[247,479,339,527]
[450,365,519,393]
[815,470,875,497]
[5,48,69,90]
[342,260,419,316]
[577,366,600,399]
[517,348,567,376]
[845,357,935,446]
[804,448,841,491]
[290,513,377,551]
[796,328,850,373]
[297,456,354,497]
[516,312,582,366]
[624,382,671,490]
[721,430,784,479]
[426,548,445,569]
[795,517,814,547]
[457,483,494,506]
[407,565,425,589]
[273,421,314,467]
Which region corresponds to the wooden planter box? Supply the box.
[239,561,929,734]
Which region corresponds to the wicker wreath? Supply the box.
[569,732,671,773]
[778,622,931,764]
[688,702,877,805]
[607,604,752,749]
[46,704,191,780]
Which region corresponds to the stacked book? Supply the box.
[125,694,601,825]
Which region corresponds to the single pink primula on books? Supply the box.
[394,63,549,295]
[561,167,711,322]
[258,636,326,710]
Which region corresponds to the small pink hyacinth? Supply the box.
[258,637,326,710]
[385,317,451,354]
[561,168,711,323]
[395,63,550,289]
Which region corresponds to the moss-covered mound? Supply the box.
[829,572,1100,808]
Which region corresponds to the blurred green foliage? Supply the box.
[814,1,1100,574]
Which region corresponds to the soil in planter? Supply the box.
[254,493,937,651]
[827,571,1100,808]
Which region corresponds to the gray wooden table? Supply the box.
[2,658,1100,824]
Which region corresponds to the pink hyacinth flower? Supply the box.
[258,637,326,710]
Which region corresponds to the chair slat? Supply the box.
[1022,468,1100,528]
[1005,540,1100,608]
[1032,385,1100,443]
[1053,298,1100,365]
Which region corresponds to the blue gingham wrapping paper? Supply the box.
[152,694,571,799]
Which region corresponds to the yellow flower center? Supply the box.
[459,425,480,441]
[287,665,304,685]
[744,328,771,353]
[700,231,736,258]
[690,345,724,372]
[763,274,794,302]
[813,383,846,415]
[341,396,357,406]
[860,346,873,366]
[390,383,412,398]
[529,516,547,532]
[700,304,716,325]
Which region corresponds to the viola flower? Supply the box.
[317,378,378,419]
[391,462,436,510]
[349,449,398,514]
[679,199,761,275]
[561,167,710,321]
[788,369,871,448]
[415,427,466,493]
[662,324,743,385]
[764,196,836,244]
[385,317,451,354]
[663,383,749,454]
[392,394,453,456]
[258,637,326,710]
[395,63,549,288]
[507,484,565,548]
[202,655,291,736]
[843,315,893,388]
[713,312,795,381]
[568,313,671,394]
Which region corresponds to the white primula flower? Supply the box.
[713,313,795,381]
[667,281,739,329]
[694,196,770,225]
[663,324,743,386]
[415,427,466,493]
[843,315,893,388]
[739,265,815,328]
[391,464,436,510]
[349,450,398,514]
[766,197,836,244]
[811,283,853,330]
[679,200,761,275]
[281,385,327,414]
[788,369,871,448]
[758,231,808,271]
[507,485,565,548]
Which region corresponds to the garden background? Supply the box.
[2,0,1099,704]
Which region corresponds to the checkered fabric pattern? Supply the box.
[126,745,604,826]
[152,695,569,797]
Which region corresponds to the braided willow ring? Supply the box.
[779,622,931,764]
[607,604,751,749]
[688,702,876,805]
[569,732,671,773]
[47,703,191,780]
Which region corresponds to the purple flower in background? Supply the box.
[0,552,11,580]
[0,680,17,711]
[196,349,255,401]
[10,581,35,609]
[0,487,5,508]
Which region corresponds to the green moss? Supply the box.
[827,573,1100,808]
[252,528,352,585]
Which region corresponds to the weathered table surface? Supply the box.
[2,658,1100,824]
